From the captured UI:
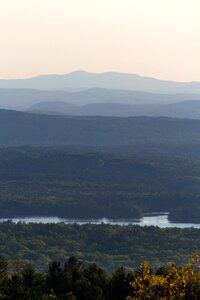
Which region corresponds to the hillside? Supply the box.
[1,109,200,146]
[1,146,200,222]
[1,87,200,110]
[27,100,200,119]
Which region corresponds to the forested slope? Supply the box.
[0,147,200,221]
[1,109,200,146]
[0,222,199,272]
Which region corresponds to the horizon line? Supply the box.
[0,70,196,84]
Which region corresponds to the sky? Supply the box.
[1,0,200,81]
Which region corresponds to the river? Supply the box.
[1,213,200,228]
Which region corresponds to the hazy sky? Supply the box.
[1,0,200,81]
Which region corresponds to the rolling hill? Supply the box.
[1,109,200,147]
[1,87,200,111]
[27,99,200,119]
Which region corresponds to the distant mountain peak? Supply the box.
[0,70,200,93]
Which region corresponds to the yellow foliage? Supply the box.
[127,255,200,300]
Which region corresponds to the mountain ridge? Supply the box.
[1,109,200,147]
[27,99,200,119]
[1,70,200,93]
[1,87,200,110]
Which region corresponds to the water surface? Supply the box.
[1,213,200,228]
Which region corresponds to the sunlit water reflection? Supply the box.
[1,213,200,228]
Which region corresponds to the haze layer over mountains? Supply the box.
[2,70,200,93]
[1,70,200,119]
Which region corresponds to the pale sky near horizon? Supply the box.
[1,0,200,81]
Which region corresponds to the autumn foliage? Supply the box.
[127,254,200,300]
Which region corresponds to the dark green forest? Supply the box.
[0,253,135,300]
[1,254,199,300]
[1,146,200,222]
[0,222,199,272]
[1,111,200,221]
[1,110,200,147]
